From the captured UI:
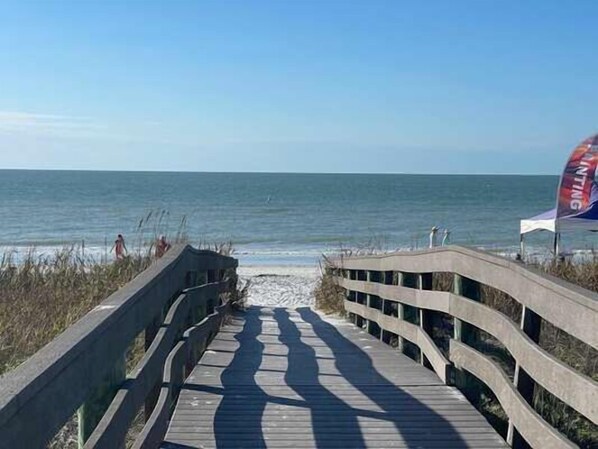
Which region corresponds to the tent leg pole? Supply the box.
[557,233,561,257]
[519,234,525,261]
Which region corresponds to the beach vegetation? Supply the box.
[0,212,247,447]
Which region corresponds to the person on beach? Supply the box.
[429,226,439,248]
[155,235,171,258]
[112,234,127,260]
[442,229,451,246]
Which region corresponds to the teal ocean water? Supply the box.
[0,170,595,264]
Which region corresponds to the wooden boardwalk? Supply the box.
[161,306,508,449]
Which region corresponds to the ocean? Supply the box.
[0,170,594,265]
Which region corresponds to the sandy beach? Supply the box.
[238,265,319,308]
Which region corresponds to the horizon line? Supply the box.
[0,167,560,176]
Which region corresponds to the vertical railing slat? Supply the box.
[452,274,481,395]
[507,306,542,448]
[144,310,164,421]
[418,273,434,369]
[396,271,405,354]
[78,354,126,449]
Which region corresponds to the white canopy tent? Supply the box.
[520,208,598,257]
[520,209,558,234]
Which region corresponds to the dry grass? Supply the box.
[0,248,155,449]
[0,209,249,447]
[531,258,598,447]
[0,209,189,375]
[0,240,248,448]
[314,255,346,314]
[0,209,216,374]
[482,258,598,447]
[538,257,598,376]
[0,249,154,375]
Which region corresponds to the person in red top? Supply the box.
[112,234,127,260]
[155,235,171,258]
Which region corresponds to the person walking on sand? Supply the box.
[112,234,127,260]
[442,228,451,246]
[155,235,171,258]
[429,226,439,248]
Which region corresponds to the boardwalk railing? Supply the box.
[333,246,597,449]
[0,244,237,449]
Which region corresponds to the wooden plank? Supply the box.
[163,306,507,449]
[162,441,507,449]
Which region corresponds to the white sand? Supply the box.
[237,265,347,327]
[238,265,320,308]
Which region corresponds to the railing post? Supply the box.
[344,271,357,326]
[207,269,217,283]
[380,296,386,342]
[144,310,164,421]
[347,270,355,326]
[380,271,393,344]
[198,270,208,285]
[397,272,405,354]
[418,273,434,369]
[507,306,541,448]
[452,273,481,390]
[366,271,374,335]
[452,274,480,344]
[77,354,126,448]
[185,270,198,288]
[353,270,365,328]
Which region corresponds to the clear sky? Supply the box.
[0,0,596,174]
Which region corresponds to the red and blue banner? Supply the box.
[556,134,598,222]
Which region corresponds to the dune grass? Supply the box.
[314,255,346,314]
[0,207,249,448]
[0,248,154,375]
[0,210,217,375]
[0,240,247,448]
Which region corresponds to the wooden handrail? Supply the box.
[132,302,230,449]
[336,246,598,349]
[338,277,598,422]
[450,341,575,449]
[84,282,228,448]
[334,245,598,448]
[344,301,451,383]
[0,244,237,449]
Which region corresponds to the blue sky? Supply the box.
[0,0,596,174]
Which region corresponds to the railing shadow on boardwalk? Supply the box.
[162,308,271,449]
[169,306,470,448]
[162,309,269,448]
[212,309,269,448]
[164,308,279,449]
[273,308,368,448]
[283,307,468,448]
